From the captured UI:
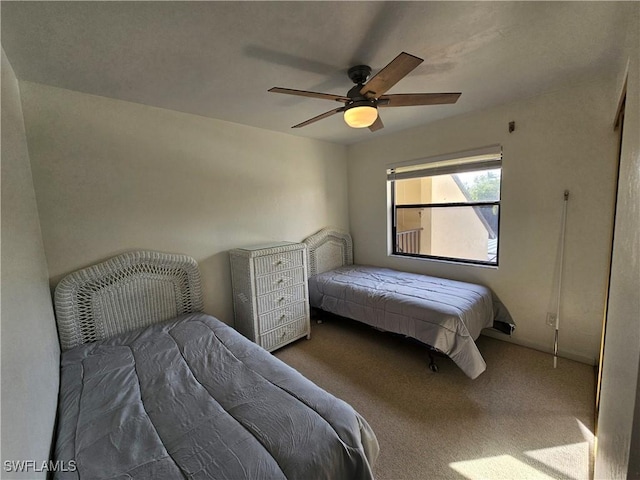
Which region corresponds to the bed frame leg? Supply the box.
[427,351,439,373]
[310,308,323,324]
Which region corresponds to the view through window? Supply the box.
[388,146,502,266]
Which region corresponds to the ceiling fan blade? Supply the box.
[378,92,461,107]
[269,87,349,103]
[292,107,344,128]
[360,52,423,98]
[368,115,384,132]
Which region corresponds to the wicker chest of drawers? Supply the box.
[229,242,311,351]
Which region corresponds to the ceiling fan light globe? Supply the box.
[344,105,378,128]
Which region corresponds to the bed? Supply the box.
[52,250,379,479]
[303,228,515,380]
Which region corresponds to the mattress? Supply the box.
[53,312,379,479]
[308,265,497,379]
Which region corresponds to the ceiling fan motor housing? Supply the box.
[347,84,375,105]
[344,65,378,128]
[347,65,377,106]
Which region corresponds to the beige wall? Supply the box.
[431,176,487,261]
[348,77,620,365]
[594,3,640,477]
[395,179,423,231]
[20,82,349,325]
[0,50,60,478]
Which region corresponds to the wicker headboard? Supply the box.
[303,227,353,277]
[54,250,204,350]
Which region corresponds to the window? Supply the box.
[388,145,502,266]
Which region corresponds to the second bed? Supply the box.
[303,228,515,379]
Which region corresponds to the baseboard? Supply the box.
[481,329,597,366]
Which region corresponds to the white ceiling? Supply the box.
[1,1,632,145]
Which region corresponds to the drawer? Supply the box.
[255,267,305,295]
[258,301,306,333]
[257,284,305,314]
[261,316,309,352]
[254,250,304,276]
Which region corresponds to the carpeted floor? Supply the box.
[274,315,595,480]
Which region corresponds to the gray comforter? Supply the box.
[54,313,379,479]
[308,265,503,379]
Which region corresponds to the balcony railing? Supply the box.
[396,228,422,254]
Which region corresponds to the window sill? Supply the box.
[388,253,499,270]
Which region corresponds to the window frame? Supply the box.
[388,145,503,267]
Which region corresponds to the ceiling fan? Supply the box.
[269,52,461,132]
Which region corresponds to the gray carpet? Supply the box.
[274,315,595,480]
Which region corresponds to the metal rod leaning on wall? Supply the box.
[554,190,570,368]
